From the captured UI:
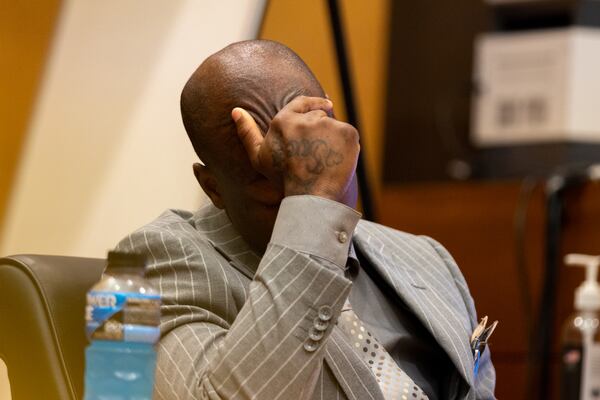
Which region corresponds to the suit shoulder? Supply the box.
[139,208,195,232]
[132,209,195,235]
[115,208,206,251]
[356,219,426,244]
[357,219,454,250]
[357,220,478,323]
[356,220,460,279]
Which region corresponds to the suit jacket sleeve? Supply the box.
[115,197,360,400]
[424,237,497,400]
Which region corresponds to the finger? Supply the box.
[304,109,329,120]
[324,94,334,117]
[285,95,333,114]
[232,107,263,169]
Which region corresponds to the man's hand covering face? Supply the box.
[232,95,360,207]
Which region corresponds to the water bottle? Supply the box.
[84,251,161,400]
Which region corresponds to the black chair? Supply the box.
[0,255,105,400]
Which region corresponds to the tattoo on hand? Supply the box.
[272,138,344,194]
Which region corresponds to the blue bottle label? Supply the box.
[86,291,161,343]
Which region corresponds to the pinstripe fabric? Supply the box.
[353,222,496,400]
[115,203,496,399]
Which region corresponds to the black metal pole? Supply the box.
[535,189,564,400]
[326,0,376,221]
[533,169,588,399]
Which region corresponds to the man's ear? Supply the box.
[193,163,225,209]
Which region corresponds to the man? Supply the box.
[116,40,496,399]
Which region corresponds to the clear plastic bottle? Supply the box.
[84,251,161,400]
[560,254,600,400]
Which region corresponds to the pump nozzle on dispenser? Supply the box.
[565,254,600,312]
[560,254,600,398]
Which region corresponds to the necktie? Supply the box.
[336,300,429,400]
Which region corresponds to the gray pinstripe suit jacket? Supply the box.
[115,201,496,400]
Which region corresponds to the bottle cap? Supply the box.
[565,254,600,311]
[106,251,146,270]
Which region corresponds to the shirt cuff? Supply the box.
[270,195,362,269]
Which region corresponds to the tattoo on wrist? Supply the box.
[272,138,344,194]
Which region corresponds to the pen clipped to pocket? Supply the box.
[471,316,498,376]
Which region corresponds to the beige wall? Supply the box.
[0,0,266,258]
[0,0,62,246]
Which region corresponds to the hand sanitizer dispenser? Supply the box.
[560,254,600,400]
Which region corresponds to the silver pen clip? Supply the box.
[470,316,498,376]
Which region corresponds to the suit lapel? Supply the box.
[353,221,475,388]
[324,328,385,400]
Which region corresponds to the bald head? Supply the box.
[181,40,325,176]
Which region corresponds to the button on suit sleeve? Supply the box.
[270,195,362,270]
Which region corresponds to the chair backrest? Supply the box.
[0,255,105,400]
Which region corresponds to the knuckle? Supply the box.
[295,117,310,131]
[343,124,359,140]
[311,110,328,121]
